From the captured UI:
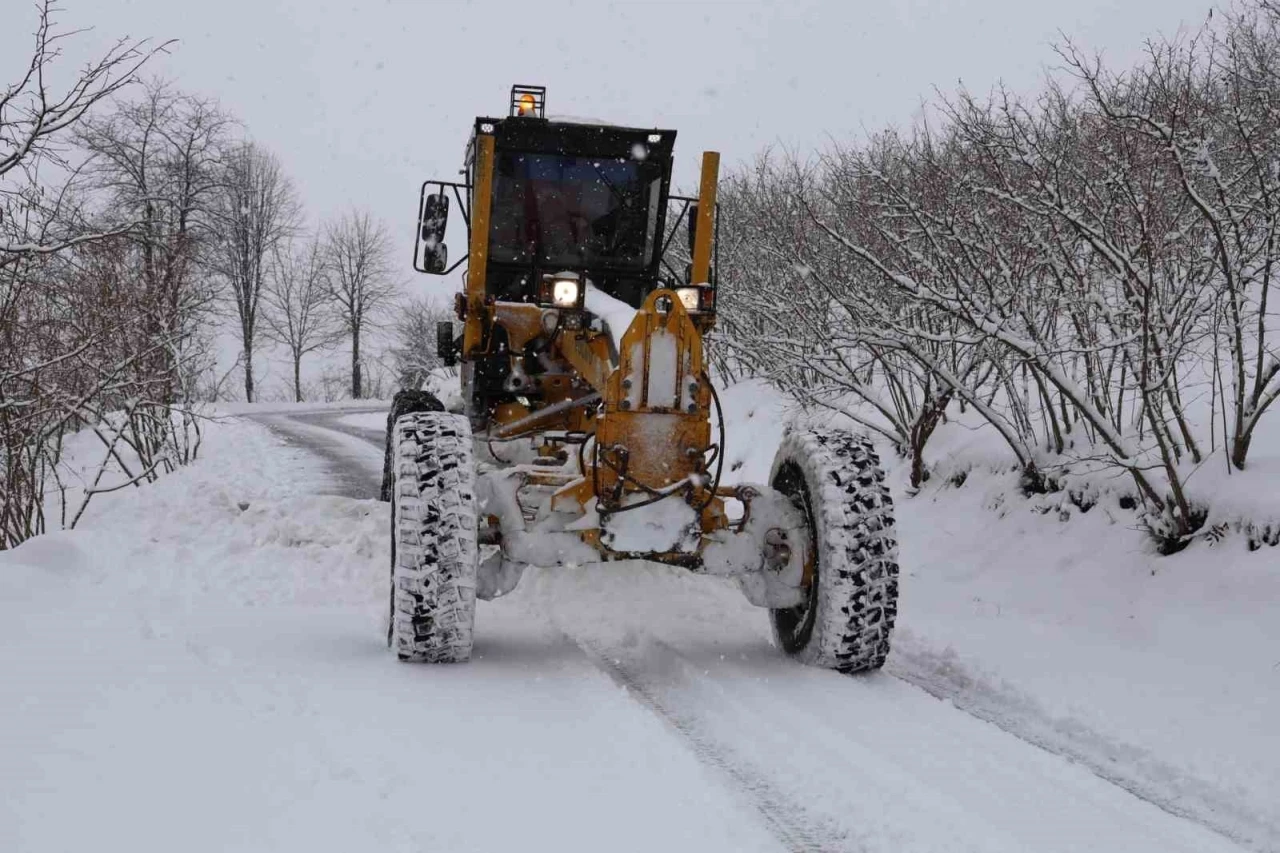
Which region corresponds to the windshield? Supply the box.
[488,151,662,270]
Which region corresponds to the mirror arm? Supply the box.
[657,198,691,264]
[442,253,469,276]
[452,183,472,232]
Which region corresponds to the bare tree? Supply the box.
[0,1,164,266]
[323,210,398,399]
[1056,16,1280,473]
[389,296,454,390]
[714,151,991,490]
[75,80,230,407]
[262,234,342,402]
[1,2,172,548]
[4,78,239,547]
[209,142,300,402]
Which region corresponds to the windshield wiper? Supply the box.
[590,162,631,208]
[589,164,641,255]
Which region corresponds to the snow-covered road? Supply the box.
[253,409,388,499]
[0,408,1259,852]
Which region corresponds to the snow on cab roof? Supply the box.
[544,114,618,126]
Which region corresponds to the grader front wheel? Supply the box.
[388,411,479,663]
[380,390,444,502]
[768,428,900,673]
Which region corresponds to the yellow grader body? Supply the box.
[458,127,733,567]
[386,86,900,672]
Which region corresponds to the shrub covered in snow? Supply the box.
[713,5,1280,552]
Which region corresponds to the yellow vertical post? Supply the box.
[689,151,720,286]
[464,133,496,354]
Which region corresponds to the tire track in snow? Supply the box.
[246,413,834,849]
[564,634,854,853]
[287,410,387,447]
[596,616,1257,853]
[525,557,1253,852]
[249,411,385,499]
[262,411,1257,852]
[885,646,1272,852]
[525,568,848,853]
[560,622,1252,853]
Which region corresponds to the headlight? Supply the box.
[552,278,580,308]
[675,287,700,312]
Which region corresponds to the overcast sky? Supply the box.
[5,0,1213,290]
[2,0,1216,391]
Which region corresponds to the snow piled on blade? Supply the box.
[604,492,698,553]
[583,282,638,356]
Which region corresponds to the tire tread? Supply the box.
[771,429,900,673]
[390,412,477,663]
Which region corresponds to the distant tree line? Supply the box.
[0,2,409,548]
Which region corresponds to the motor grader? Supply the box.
[385,85,898,672]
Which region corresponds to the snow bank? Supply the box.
[0,416,786,853]
[216,398,391,416]
[337,411,388,431]
[4,383,1275,850]
[710,378,1280,847]
[11,416,390,609]
[888,462,1280,847]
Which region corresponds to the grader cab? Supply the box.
[385,85,899,672]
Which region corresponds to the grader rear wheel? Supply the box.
[769,428,899,673]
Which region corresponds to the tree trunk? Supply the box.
[1231,432,1251,471]
[909,441,927,490]
[293,352,304,403]
[351,327,362,400]
[243,346,255,403]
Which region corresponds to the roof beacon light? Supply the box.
[510,85,546,118]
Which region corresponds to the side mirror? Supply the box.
[436,320,458,367]
[417,192,450,274]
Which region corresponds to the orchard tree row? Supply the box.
[712,3,1280,551]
